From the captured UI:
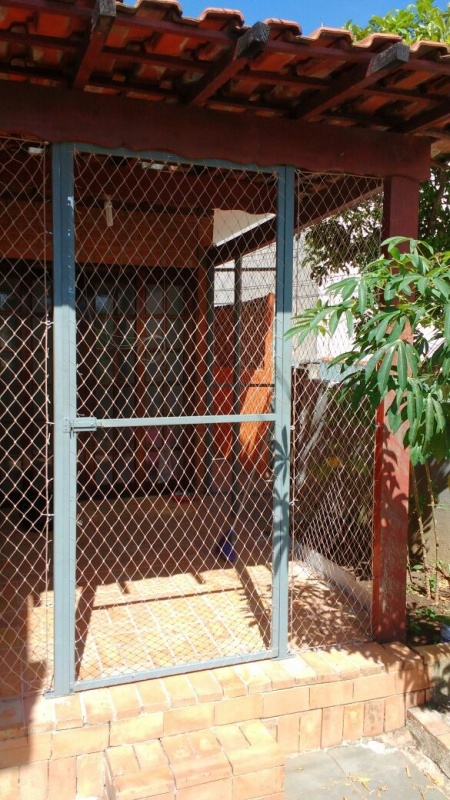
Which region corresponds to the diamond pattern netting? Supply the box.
[0,137,53,697]
[289,170,383,650]
[73,152,277,681]
[0,146,385,696]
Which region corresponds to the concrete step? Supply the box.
[407,705,450,780]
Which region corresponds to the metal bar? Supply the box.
[215,268,276,273]
[271,165,295,659]
[67,650,274,692]
[204,263,215,490]
[51,142,77,696]
[78,413,274,429]
[74,142,277,172]
[231,256,243,520]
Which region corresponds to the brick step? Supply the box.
[0,642,435,799]
[105,720,284,800]
[407,706,450,780]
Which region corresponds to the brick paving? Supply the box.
[0,558,370,700]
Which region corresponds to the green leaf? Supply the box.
[358,279,367,314]
[377,345,396,396]
[445,304,450,343]
[396,341,408,390]
[432,276,450,299]
[341,278,358,301]
[345,308,354,338]
[329,308,340,336]
[384,284,397,302]
[432,398,446,433]
[406,389,416,427]
[371,311,398,343]
[425,394,435,443]
[365,351,381,380]
[417,277,428,294]
[405,343,419,378]
[409,417,420,447]
[388,406,403,434]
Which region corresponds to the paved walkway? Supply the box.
[286,737,450,800]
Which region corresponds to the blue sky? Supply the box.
[148,1,448,34]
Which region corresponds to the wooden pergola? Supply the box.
[1,0,450,694]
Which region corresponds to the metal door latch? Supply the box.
[63,417,98,433]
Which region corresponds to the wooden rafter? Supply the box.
[102,46,209,75]
[185,21,270,106]
[0,0,90,20]
[295,42,410,120]
[396,99,450,134]
[0,152,277,215]
[206,174,381,267]
[0,28,78,52]
[243,70,327,91]
[73,0,116,91]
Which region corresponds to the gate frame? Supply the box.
[51,143,294,696]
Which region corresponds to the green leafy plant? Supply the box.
[344,2,450,259]
[287,237,450,467]
[346,0,450,44]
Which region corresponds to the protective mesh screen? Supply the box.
[0,146,384,697]
[0,138,52,698]
[289,170,383,650]
[73,152,277,682]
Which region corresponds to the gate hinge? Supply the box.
[63,417,98,433]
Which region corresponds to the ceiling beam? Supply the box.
[73,0,116,91]
[242,70,328,91]
[297,176,381,229]
[296,42,410,120]
[0,63,67,85]
[0,0,90,19]
[102,46,209,74]
[361,84,443,105]
[395,99,450,134]
[206,174,381,267]
[0,81,430,181]
[185,21,270,106]
[205,217,277,267]
[0,152,277,215]
[0,28,78,52]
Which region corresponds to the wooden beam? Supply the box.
[243,70,327,91]
[0,64,67,84]
[367,42,410,76]
[372,175,420,644]
[207,174,381,266]
[0,0,90,19]
[0,28,79,52]
[0,81,431,181]
[206,217,277,267]
[296,42,410,120]
[73,0,116,91]
[396,99,450,135]
[185,21,270,107]
[102,46,209,75]
[362,84,443,105]
[296,175,381,229]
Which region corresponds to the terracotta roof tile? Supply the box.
[0,0,450,156]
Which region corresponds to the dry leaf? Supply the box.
[356,776,372,786]
[429,775,444,786]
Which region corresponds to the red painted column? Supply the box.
[372,175,421,643]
